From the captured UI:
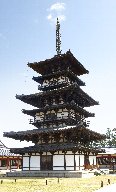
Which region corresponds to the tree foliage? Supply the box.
[98,128,116,148]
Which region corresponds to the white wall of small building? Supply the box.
[22,151,92,171]
[30,156,40,170]
[23,156,29,170]
[89,155,96,165]
[53,155,64,170]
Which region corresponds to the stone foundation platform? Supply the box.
[6,170,95,178]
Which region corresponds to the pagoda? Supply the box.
[4,19,105,173]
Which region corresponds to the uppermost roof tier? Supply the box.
[28,50,89,76]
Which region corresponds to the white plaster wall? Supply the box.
[49,124,53,128]
[59,100,64,104]
[58,123,63,127]
[23,168,29,171]
[58,76,61,80]
[46,110,50,114]
[53,124,56,128]
[30,156,40,170]
[66,167,74,170]
[24,153,28,156]
[47,152,52,155]
[58,109,62,113]
[66,155,74,166]
[63,108,68,112]
[75,155,79,166]
[43,76,67,87]
[49,78,53,84]
[57,111,68,118]
[23,157,29,169]
[80,155,84,166]
[53,77,57,82]
[70,110,75,119]
[89,155,97,165]
[53,99,56,105]
[51,110,55,113]
[42,152,46,155]
[58,76,65,83]
[94,156,96,165]
[89,156,93,165]
[66,77,70,82]
[36,112,44,121]
[53,155,64,166]
[70,109,74,113]
[53,154,64,170]
[43,80,49,86]
[53,167,64,170]
[66,151,73,154]
[59,151,64,154]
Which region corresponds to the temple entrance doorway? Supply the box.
[40,155,53,170]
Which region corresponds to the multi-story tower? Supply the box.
[4,19,105,173]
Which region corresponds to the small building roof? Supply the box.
[0,140,7,148]
[0,140,21,156]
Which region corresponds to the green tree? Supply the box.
[99,128,116,148]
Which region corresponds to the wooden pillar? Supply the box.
[46,152,47,170]
[10,158,11,171]
[29,155,31,171]
[6,157,9,170]
[17,157,20,169]
[79,155,80,170]
[74,153,76,171]
[22,155,24,171]
[64,153,66,170]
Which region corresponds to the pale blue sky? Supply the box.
[0,0,116,148]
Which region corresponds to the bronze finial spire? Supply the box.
[56,18,62,55]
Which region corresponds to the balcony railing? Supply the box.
[29,116,78,125]
[38,81,71,91]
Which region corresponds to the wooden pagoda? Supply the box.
[3,19,105,173]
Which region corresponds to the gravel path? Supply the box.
[94,183,116,192]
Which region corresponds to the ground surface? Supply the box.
[0,175,115,192]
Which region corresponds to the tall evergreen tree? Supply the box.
[98,128,116,148]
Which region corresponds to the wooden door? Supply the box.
[40,155,53,170]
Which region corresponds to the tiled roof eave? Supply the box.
[10,143,104,154]
[16,84,99,107]
[3,125,106,142]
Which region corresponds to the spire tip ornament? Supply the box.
[56,18,62,55]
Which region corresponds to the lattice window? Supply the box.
[46,113,56,120]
